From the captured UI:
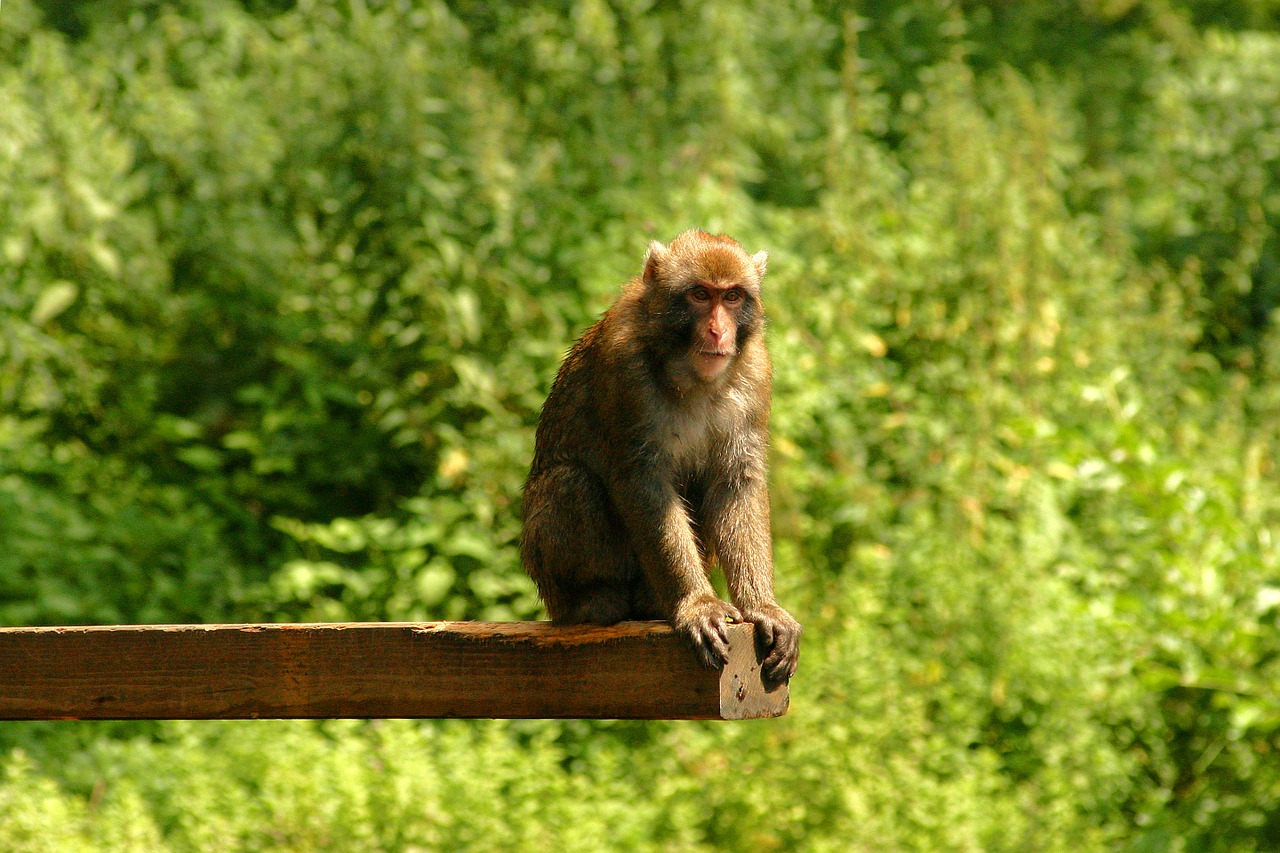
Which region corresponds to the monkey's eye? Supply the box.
[723,289,743,304]
[689,286,712,303]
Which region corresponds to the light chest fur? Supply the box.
[654,382,753,473]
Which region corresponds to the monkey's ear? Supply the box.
[751,250,768,280]
[643,241,669,286]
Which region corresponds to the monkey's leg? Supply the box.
[522,464,640,624]
[628,575,666,620]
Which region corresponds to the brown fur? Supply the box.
[521,230,801,682]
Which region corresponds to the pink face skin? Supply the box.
[688,283,744,381]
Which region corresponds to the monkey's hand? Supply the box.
[741,604,802,686]
[672,595,744,671]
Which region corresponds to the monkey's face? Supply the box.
[686,283,749,380]
[642,231,769,383]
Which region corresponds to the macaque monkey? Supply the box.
[521,229,801,683]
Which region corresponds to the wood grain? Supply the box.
[0,621,789,720]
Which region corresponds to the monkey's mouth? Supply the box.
[692,348,734,379]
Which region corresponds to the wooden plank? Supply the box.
[0,621,788,721]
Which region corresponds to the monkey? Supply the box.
[520,229,801,684]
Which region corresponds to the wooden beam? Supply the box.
[0,621,788,721]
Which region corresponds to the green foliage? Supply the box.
[1128,30,1280,360]
[3,0,1280,849]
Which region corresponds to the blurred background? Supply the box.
[3,0,1280,849]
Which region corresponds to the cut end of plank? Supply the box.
[719,621,791,720]
[0,621,789,721]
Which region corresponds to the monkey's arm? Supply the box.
[608,467,743,670]
[703,457,802,684]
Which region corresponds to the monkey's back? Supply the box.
[525,292,656,479]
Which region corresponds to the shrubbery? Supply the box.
[3,0,1280,848]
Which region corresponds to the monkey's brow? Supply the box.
[685,280,746,291]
